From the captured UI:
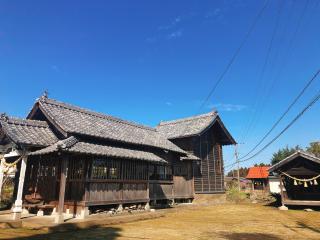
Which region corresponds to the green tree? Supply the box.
[254,163,268,167]
[306,142,320,157]
[226,167,249,178]
[271,145,301,165]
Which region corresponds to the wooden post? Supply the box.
[55,156,68,224]
[12,155,28,220]
[0,161,4,201]
[279,175,285,206]
[279,175,288,210]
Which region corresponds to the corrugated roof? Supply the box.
[30,97,185,154]
[0,115,58,147]
[246,166,269,179]
[30,136,167,163]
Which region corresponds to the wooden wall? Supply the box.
[23,152,195,208]
[172,123,225,194]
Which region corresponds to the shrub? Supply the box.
[226,184,248,203]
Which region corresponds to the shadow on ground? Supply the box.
[297,221,320,234]
[219,232,281,240]
[8,224,122,240]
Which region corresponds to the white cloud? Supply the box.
[205,8,221,18]
[167,30,183,40]
[209,103,247,112]
[158,17,181,31]
[165,102,173,106]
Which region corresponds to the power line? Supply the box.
[239,1,285,143]
[198,0,269,111]
[225,84,320,169]
[239,0,310,144]
[239,69,320,160]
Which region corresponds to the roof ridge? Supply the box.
[296,150,319,159]
[0,116,49,128]
[56,136,79,149]
[39,97,156,132]
[158,111,217,126]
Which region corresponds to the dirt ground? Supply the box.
[1,203,320,240]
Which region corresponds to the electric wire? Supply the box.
[198,0,269,111]
[225,83,320,169]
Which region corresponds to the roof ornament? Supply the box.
[40,90,49,101]
[0,113,8,122]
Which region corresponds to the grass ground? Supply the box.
[1,203,320,240]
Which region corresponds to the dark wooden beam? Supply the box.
[55,155,68,224]
[279,175,285,206]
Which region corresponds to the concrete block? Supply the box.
[304,208,314,212]
[144,202,150,211]
[51,207,57,216]
[279,205,288,211]
[37,210,44,217]
[117,204,123,212]
[77,207,89,219]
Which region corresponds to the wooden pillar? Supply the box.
[279,174,288,210]
[12,155,28,220]
[55,156,68,224]
[0,161,4,201]
[279,175,285,206]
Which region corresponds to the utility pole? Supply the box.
[235,144,240,191]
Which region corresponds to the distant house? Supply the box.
[269,151,320,208]
[268,173,281,194]
[246,166,269,191]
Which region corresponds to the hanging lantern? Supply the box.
[304,181,308,188]
[310,181,313,186]
[314,179,318,185]
[294,180,298,186]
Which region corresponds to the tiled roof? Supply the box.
[269,150,320,173]
[31,97,185,154]
[157,111,236,145]
[0,115,58,147]
[157,111,218,139]
[246,166,270,179]
[30,136,167,163]
[181,153,201,161]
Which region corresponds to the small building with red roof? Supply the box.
[246,166,270,191]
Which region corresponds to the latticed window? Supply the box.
[91,158,121,180]
[122,160,148,180]
[91,159,108,179]
[149,165,172,180]
[68,158,85,180]
[174,164,187,176]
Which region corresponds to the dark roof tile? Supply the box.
[156,111,218,139]
[30,136,166,163]
[0,116,58,147]
[34,97,185,154]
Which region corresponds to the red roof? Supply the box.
[246,166,269,179]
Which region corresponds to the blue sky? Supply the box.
[1,0,320,170]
